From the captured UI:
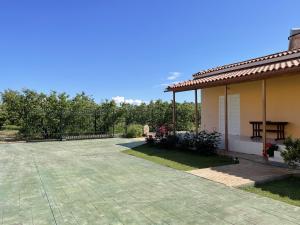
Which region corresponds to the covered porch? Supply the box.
[166,51,300,160]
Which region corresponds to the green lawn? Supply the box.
[241,176,300,207]
[122,144,233,171]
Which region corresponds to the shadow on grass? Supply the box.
[247,176,300,205]
[123,144,233,171]
[116,140,145,149]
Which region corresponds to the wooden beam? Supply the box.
[172,91,176,135]
[195,89,199,134]
[262,79,267,156]
[224,85,229,152]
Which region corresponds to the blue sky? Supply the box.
[0,0,299,103]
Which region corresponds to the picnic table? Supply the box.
[249,121,288,140]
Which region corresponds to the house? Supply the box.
[166,29,300,160]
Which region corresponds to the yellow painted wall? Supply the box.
[201,73,300,138]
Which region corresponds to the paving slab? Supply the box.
[0,138,299,224]
[188,158,299,187]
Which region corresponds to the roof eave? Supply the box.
[167,67,300,92]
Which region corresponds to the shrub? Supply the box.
[158,137,168,148]
[146,135,155,145]
[166,135,178,149]
[177,132,194,150]
[194,130,221,155]
[155,125,169,138]
[157,135,178,149]
[125,124,143,138]
[281,137,300,167]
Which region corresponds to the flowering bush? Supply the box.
[155,125,170,138]
[148,129,221,155]
[177,132,194,150]
[194,130,221,155]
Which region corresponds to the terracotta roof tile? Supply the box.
[168,57,300,91]
[167,49,300,91]
[192,48,300,78]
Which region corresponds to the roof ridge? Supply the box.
[193,48,300,78]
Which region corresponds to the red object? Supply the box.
[263,143,273,158]
[156,125,169,137]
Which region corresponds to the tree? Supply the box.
[120,103,135,135]
[67,92,97,135]
[98,100,118,134]
[0,104,7,129]
[43,91,70,138]
[1,89,22,126]
[176,102,195,131]
[0,89,200,139]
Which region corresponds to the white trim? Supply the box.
[219,94,240,135]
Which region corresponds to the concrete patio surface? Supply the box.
[0,138,299,224]
[189,158,299,187]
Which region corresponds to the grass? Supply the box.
[241,176,300,207]
[122,144,233,171]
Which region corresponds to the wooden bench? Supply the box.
[249,121,288,140]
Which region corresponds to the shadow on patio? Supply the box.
[116,139,145,149]
[189,157,299,187]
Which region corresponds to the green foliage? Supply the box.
[282,137,300,167]
[125,124,143,138]
[152,130,221,156]
[0,88,199,140]
[1,90,22,126]
[113,122,126,135]
[0,105,7,129]
[165,135,179,148]
[194,130,221,155]
[1,89,109,139]
[177,132,194,150]
[176,102,198,131]
[2,125,20,130]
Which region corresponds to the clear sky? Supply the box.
[0,0,299,103]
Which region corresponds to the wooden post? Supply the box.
[262,79,267,155]
[172,91,176,135]
[195,89,199,135]
[225,85,229,152]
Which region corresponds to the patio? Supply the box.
[189,158,298,187]
[0,138,299,224]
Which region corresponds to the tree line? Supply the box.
[0,89,200,139]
